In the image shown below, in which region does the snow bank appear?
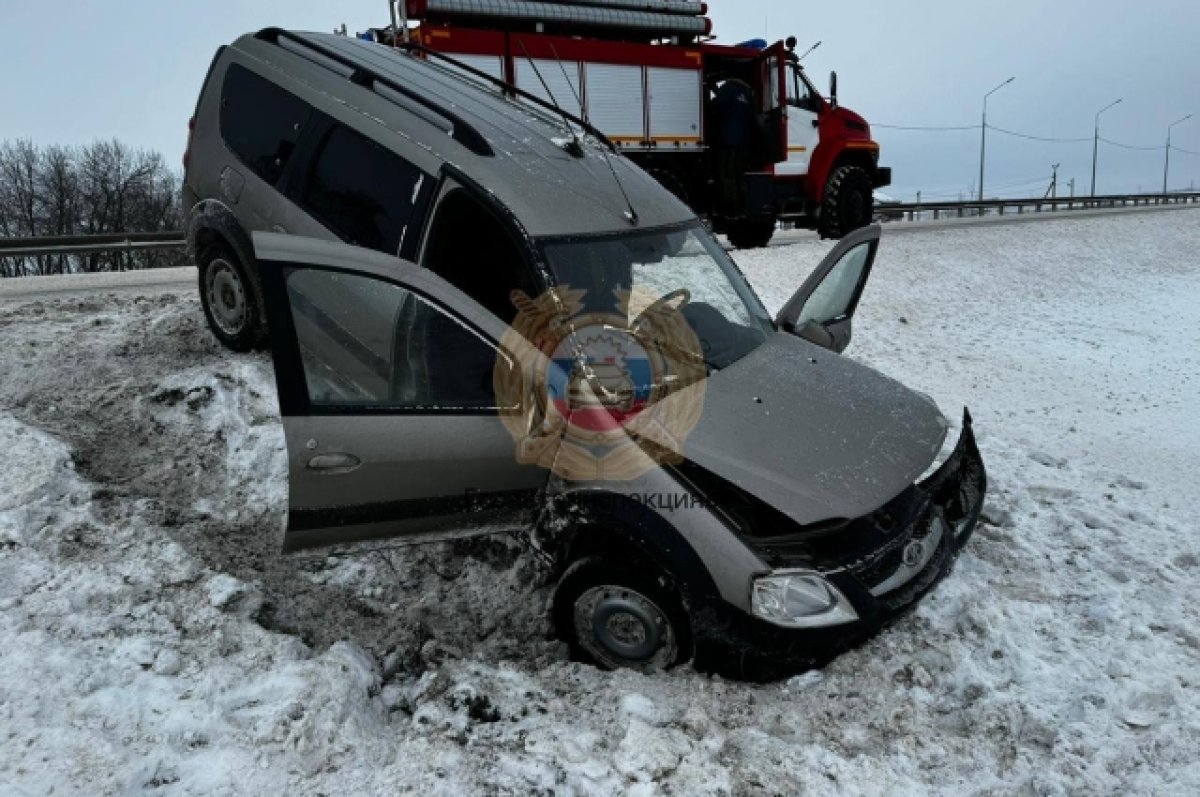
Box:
[0,210,1198,795]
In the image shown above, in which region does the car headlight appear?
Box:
[751,570,859,629]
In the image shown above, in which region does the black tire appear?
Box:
[197,241,265,352]
[819,165,874,239]
[725,218,777,249]
[552,557,693,673]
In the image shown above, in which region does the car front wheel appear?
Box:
[553,557,692,673]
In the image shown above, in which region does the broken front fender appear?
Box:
[690,411,987,680]
[918,408,987,547]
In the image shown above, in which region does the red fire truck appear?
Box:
[368,1,890,247]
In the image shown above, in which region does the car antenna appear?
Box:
[516,39,584,156]
[547,42,640,227]
[516,39,639,226]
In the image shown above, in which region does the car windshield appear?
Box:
[540,223,774,371]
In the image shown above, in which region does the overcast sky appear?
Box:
[1,0,1197,198]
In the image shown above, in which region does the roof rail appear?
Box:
[400,42,619,154]
[255,27,494,157]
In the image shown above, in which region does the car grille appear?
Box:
[741,485,926,571]
[848,507,937,591]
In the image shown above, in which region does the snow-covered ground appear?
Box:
[1,210,1198,795]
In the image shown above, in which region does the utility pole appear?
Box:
[979,77,1016,202]
[1091,98,1122,196]
[1040,163,1060,210]
[1164,114,1193,194]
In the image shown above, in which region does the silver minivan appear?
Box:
[184,30,986,679]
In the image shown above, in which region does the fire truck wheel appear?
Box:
[819,165,875,239]
[725,218,777,249]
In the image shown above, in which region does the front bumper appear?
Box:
[693,410,986,681]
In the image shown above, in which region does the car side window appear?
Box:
[421,189,540,326]
[301,125,432,258]
[797,243,871,326]
[220,64,313,185]
[284,268,498,410]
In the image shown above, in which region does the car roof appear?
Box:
[230,30,695,240]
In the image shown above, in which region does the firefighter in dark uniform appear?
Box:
[712,78,756,217]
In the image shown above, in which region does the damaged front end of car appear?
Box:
[682,410,986,680]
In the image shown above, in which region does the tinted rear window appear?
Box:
[302,125,430,257]
[220,64,312,185]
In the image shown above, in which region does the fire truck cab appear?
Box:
[376,1,890,247]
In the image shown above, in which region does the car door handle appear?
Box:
[307,453,361,473]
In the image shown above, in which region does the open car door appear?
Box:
[775,224,882,353]
[252,232,548,552]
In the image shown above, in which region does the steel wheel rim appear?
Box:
[206,259,247,336]
[574,585,677,671]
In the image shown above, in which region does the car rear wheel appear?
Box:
[198,242,264,352]
[553,557,692,673]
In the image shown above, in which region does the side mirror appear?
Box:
[795,319,835,349]
[829,71,839,108]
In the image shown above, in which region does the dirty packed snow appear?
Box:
[1,209,1199,795]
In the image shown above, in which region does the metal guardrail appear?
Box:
[0,231,186,258]
[878,191,1200,221]
[1,191,1198,260]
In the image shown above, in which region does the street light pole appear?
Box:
[979,77,1016,202]
[1164,114,1193,195]
[1091,99,1122,197]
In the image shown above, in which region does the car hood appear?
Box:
[680,332,948,525]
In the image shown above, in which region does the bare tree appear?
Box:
[37,145,80,275]
[0,138,183,277]
[0,140,47,276]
